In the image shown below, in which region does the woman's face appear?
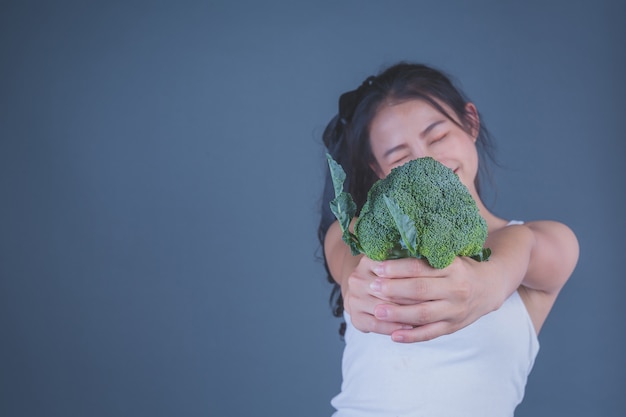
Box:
[368,98,480,194]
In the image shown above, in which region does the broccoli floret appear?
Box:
[327,155,490,269]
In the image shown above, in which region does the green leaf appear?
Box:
[383,194,418,256]
[326,153,346,199]
[326,153,362,255]
[470,247,492,262]
[330,192,357,236]
[387,245,422,260]
[343,232,364,256]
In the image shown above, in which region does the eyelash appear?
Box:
[432,133,448,143]
[389,133,448,166]
[392,155,409,165]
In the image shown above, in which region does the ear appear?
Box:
[465,102,480,141]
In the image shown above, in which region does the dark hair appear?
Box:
[318,62,498,336]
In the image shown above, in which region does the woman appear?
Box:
[318,62,579,416]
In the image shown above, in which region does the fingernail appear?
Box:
[392,334,405,342]
[369,279,382,292]
[373,263,384,276]
[375,306,388,318]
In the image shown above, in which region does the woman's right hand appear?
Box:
[342,256,416,335]
[326,221,433,336]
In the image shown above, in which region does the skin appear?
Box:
[324,98,579,343]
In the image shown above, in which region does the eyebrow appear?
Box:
[382,119,446,158]
[420,119,446,138]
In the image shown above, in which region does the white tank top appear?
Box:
[331,290,539,417]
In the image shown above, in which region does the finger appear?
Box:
[369,277,455,304]
[390,321,459,343]
[373,300,460,327]
[374,257,442,279]
[350,313,414,335]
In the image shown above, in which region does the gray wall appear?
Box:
[1,1,624,416]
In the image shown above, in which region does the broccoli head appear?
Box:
[326,155,490,269]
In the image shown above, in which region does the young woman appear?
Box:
[318,62,579,416]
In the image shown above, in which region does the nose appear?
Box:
[410,142,434,160]
[410,144,451,170]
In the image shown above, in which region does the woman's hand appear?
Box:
[326,219,548,343]
[344,255,510,343]
[342,256,416,336]
[370,256,507,342]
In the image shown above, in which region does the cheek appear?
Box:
[377,165,391,179]
[461,151,480,185]
[368,159,387,179]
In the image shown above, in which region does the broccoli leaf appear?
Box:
[329,192,357,240]
[327,154,347,199]
[383,194,418,257]
[343,231,364,256]
[387,246,422,260]
[327,154,362,256]
[470,248,492,262]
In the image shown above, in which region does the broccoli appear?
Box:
[326,154,491,269]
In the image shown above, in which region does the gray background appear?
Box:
[1,1,624,416]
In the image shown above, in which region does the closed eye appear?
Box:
[431,133,448,144]
[390,156,410,167]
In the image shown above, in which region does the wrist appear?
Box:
[473,257,512,314]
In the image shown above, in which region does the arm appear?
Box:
[453,220,579,334]
[324,222,402,334]
[368,223,539,342]
[324,219,578,342]
[516,220,579,333]
[324,221,413,335]
[324,219,515,339]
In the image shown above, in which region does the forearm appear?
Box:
[372,228,536,342]
[324,220,362,293]
[480,224,534,309]
[482,220,578,302]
